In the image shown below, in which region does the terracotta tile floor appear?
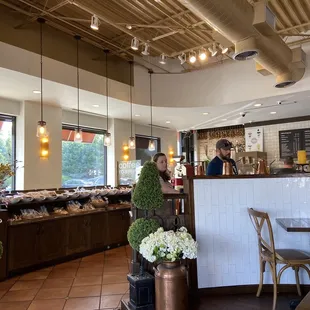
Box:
[0,246,131,310]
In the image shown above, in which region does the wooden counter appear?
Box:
[6,206,130,275]
[0,190,132,280]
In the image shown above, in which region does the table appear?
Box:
[276,218,310,232]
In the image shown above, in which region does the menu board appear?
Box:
[118,160,141,185]
[245,127,264,151]
[279,129,310,159]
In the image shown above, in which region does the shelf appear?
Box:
[8,204,131,226]
[6,193,131,208]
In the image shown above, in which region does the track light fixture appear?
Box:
[199,48,207,61]
[90,15,99,30]
[141,43,150,56]
[219,44,228,54]
[131,37,139,51]
[159,53,167,64]
[189,51,197,63]
[208,44,218,57]
[178,53,186,65]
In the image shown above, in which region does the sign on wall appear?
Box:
[117,160,141,185]
[279,128,310,159]
[245,127,264,152]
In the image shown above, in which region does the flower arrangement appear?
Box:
[0,162,15,189]
[139,227,198,263]
[127,218,161,252]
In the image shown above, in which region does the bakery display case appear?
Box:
[0,187,131,280]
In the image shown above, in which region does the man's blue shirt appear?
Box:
[207,156,238,176]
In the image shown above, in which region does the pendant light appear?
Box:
[74,35,83,143]
[36,18,48,138]
[104,50,111,147]
[148,70,156,152]
[128,61,136,149]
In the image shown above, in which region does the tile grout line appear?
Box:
[63,256,83,310]
[25,265,54,310]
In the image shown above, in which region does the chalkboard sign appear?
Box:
[279,129,310,159]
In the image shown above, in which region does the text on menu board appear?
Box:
[279,129,310,159]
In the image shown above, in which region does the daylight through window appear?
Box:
[62,126,106,188]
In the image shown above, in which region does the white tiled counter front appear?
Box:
[194,177,310,288]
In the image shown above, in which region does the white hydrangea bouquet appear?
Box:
[139,226,198,263]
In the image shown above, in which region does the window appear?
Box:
[0,114,16,191]
[135,135,161,165]
[62,125,106,188]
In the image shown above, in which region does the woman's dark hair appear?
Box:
[152,152,170,182]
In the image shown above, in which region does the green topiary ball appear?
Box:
[132,161,164,210]
[127,218,161,252]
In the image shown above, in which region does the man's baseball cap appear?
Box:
[216,139,232,150]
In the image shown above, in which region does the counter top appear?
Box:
[185,173,310,180]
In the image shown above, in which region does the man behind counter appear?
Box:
[276,156,297,175]
[207,139,238,176]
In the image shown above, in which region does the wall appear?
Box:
[107,119,177,185]
[16,101,62,190]
[6,101,176,189]
[0,97,20,116]
[194,177,310,288]
[62,110,107,130]
[0,5,131,85]
[260,120,310,166]
[197,120,310,167]
[134,45,310,108]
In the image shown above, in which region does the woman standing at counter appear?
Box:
[153,152,178,193]
[207,139,238,176]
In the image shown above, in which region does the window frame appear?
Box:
[61,124,107,186]
[135,134,161,152]
[0,114,16,190]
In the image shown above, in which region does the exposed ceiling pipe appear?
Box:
[179,0,306,88]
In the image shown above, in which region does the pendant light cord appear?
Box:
[105,50,109,132]
[149,70,153,139]
[129,61,133,137]
[40,20,43,122]
[76,36,80,131]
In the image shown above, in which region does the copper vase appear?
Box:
[154,261,188,310]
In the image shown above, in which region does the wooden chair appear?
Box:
[248,208,310,310]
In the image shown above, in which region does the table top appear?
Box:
[276,218,310,232]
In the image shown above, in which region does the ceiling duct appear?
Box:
[179,0,306,88]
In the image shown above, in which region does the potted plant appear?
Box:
[127,218,160,275]
[126,161,164,310]
[132,161,164,211]
[140,226,198,310]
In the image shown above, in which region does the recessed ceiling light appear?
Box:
[126,25,132,30]
[270,111,277,114]
[222,118,227,121]
[135,114,140,117]
[92,104,99,108]
[166,121,171,124]
[33,90,41,94]
[203,112,209,115]
[254,103,262,107]
[249,120,253,123]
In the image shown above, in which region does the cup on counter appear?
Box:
[298,150,307,164]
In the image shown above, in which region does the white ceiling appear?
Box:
[1,65,310,132]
